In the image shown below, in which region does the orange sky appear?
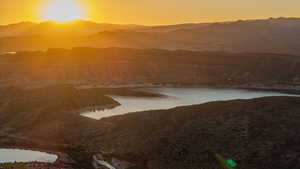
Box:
[1,0,300,25]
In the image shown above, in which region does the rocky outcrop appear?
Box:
[92,153,134,169]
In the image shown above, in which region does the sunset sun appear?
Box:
[43,0,85,22]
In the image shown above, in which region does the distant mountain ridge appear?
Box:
[2,17,300,54]
[0,20,145,37]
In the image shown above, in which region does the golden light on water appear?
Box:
[43,0,85,22]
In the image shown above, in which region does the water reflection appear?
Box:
[82,88,298,120]
[0,149,57,163]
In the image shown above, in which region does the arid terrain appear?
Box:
[2,18,300,54]
[0,85,299,169]
[1,17,300,169]
[1,47,300,92]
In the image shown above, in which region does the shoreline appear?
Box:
[0,146,76,166]
[76,103,121,117]
[0,146,58,163]
[1,82,300,95]
[75,83,300,95]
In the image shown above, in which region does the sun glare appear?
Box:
[43,0,84,22]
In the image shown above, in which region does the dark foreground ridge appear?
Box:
[0,85,299,169]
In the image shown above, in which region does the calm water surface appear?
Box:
[0,149,57,163]
[82,88,298,120]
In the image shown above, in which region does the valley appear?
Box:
[0,85,299,169]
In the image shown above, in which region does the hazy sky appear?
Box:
[1,0,300,25]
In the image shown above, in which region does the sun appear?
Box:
[43,0,85,22]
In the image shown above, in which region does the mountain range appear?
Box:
[2,17,300,54]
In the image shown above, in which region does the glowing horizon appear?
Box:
[1,0,300,25]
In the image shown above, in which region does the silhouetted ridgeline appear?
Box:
[0,47,299,88]
[3,18,300,54]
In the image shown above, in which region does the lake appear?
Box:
[0,149,57,163]
[82,87,299,120]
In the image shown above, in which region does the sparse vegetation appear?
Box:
[0,85,299,169]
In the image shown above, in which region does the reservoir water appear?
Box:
[0,149,57,163]
[82,87,299,120]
